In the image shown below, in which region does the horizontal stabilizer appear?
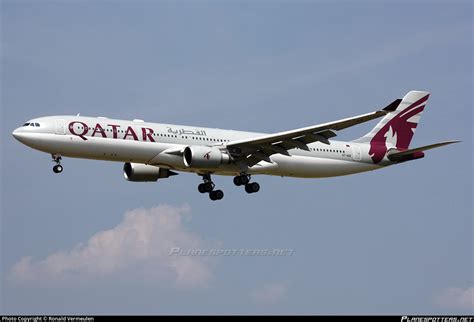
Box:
[387,140,460,162]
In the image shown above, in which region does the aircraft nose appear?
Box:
[12,126,38,147]
[12,127,21,139]
[12,127,26,142]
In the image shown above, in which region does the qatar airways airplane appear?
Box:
[12,90,458,201]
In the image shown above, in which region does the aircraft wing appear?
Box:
[226,99,402,166]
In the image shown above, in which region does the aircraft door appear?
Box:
[352,145,362,161]
[55,119,66,135]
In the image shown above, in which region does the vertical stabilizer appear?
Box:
[353,91,430,163]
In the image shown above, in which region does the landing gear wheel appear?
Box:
[234,174,250,186]
[240,175,250,185]
[215,189,224,200]
[245,182,260,194]
[203,182,214,193]
[233,176,242,186]
[53,164,63,174]
[250,182,260,193]
[198,183,206,193]
[209,191,216,201]
[245,184,252,193]
[209,190,224,201]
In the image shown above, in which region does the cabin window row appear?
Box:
[309,147,344,153]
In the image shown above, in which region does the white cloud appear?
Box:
[434,287,474,310]
[9,205,213,288]
[250,283,288,305]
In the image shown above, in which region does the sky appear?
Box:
[1,0,472,315]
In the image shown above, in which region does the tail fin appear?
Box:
[353,90,430,163]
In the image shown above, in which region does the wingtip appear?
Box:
[382,98,402,112]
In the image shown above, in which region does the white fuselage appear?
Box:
[12,115,384,178]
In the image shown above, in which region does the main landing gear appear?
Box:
[197,173,260,201]
[233,173,260,194]
[52,154,63,174]
[198,174,224,201]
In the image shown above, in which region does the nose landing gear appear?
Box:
[52,154,63,173]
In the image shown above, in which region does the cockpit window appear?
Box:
[22,122,40,127]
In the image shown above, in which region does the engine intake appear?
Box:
[183,146,230,168]
[123,162,177,182]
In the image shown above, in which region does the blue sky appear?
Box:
[1,0,472,314]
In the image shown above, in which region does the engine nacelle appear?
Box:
[123,162,176,182]
[183,146,230,168]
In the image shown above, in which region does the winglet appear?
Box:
[383,99,402,112]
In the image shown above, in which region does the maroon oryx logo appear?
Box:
[204,152,211,160]
[369,94,428,164]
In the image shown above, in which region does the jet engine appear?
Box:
[183,146,230,168]
[123,162,177,182]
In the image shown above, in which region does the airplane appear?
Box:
[12,90,459,201]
